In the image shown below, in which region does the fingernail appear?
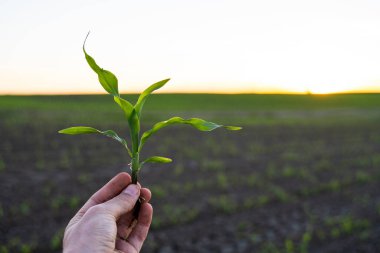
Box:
[123,184,139,196]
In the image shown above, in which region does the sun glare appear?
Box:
[302,81,373,94]
[306,84,358,94]
[307,86,344,95]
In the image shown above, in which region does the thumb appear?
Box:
[102,184,140,218]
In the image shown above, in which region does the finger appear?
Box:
[116,203,153,253]
[115,238,138,253]
[140,188,152,203]
[134,184,151,202]
[76,172,131,217]
[121,203,153,252]
[116,187,152,238]
[101,184,140,219]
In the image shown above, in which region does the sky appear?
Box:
[0,0,380,94]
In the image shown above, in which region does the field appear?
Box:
[0,93,380,253]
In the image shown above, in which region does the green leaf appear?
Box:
[58,126,99,135]
[58,126,131,157]
[128,109,140,153]
[142,156,172,165]
[134,78,170,116]
[224,126,242,131]
[114,96,134,119]
[83,34,119,96]
[139,117,241,151]
[102,130,129,147]
[112,97,139,153]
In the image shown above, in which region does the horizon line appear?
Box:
[1,91,380,96]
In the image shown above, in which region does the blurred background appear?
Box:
[1,0,380,252]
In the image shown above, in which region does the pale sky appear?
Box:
[1,0,380,94]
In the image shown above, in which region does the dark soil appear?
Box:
[1,123,380,253]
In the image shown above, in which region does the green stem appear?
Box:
[128,109,140,184]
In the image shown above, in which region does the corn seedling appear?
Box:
[59,33,241,184]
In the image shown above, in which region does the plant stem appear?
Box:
[131,152,141,220]
[129,113,140,184]
[131,152,139,184]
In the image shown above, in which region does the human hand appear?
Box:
[63,172,153,253]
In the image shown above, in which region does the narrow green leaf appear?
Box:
[139,117,241,151]
[101,130,128,146]
[128,109,140,153]
[58,126,131,157]
[112,97,138,153]
[224,126,242,131]
[142,156,172,165]
[58,126,99,135]
[83,34,119,96]
[114,96,134,119]
[134,78,170,116]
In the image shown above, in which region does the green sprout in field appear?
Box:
[59,34,241,185]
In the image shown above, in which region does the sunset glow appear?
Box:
[1,0,380,94]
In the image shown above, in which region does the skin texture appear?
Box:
[63,172,153,253]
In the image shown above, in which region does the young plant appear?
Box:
[59,34,241,185]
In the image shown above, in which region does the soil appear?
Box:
[0,123,380,252]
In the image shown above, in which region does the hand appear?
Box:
[63,172,153,253]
